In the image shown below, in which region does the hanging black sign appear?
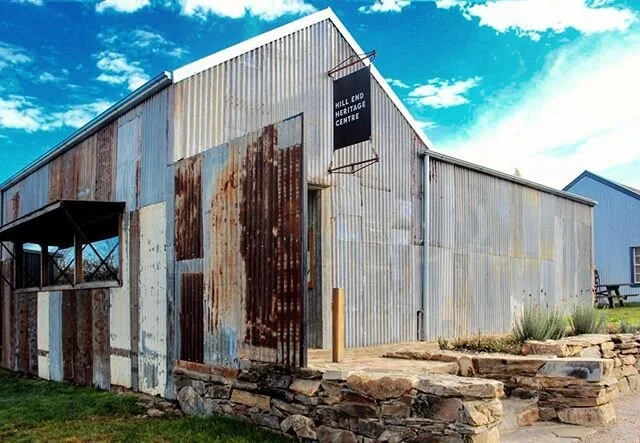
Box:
[333,67,371,150]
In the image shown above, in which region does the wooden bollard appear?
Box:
[332,288,345,363]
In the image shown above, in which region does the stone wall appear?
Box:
[386,338,626,427]
[173,360,504,442]
[522,333,640,394]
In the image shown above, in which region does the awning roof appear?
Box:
[0,200,124,249]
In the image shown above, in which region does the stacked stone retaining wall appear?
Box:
[174,360,504,442]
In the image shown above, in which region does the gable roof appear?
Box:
[564,170,640,202]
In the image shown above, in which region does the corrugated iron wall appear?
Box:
[0,88,172,398]
[426,159,593,339]
[172,19,424,347]
[186,116,305,367]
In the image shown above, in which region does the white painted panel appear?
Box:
[37,291,50,380]
[110,216,132,388]
[138,202,167,396]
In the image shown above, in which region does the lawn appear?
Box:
[0,369,287,443]
[604,303,640,326]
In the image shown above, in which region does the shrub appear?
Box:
[438,333,521,354]
[569,305,607,335]
[513,305,566,342]
[618,320,640,334]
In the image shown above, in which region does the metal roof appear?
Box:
[424,150,597,206]
[564,170,640,203]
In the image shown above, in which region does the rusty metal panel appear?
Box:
[17,294,29,373]
[75,290,93,386]
[92,289,110,390]
[202,116,304,367]
[174,155,203,261]
[179,273,203,363]
[138,202,167,396]
[110,215,131,388]
[75,136,97,200]
[140,88,169,208]
[62,290,75,381]
[95,123,117,201]
[48,290,63,382]
[116,116,140,211]
[61,148,78,200]
[0,260,13,369]
[48,155,64,203]
[37,291,50,380]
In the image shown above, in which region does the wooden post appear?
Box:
[332,288,345,363]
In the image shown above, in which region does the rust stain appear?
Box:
[10,191,20,221]
[209,142,240,332]
[180,272,204,363]
[175,156,203,261]
[95,123,116,201]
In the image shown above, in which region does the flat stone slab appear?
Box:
[537,359,613,382]
[415,374,504,399]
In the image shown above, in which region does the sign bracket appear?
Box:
[328,50,376,78]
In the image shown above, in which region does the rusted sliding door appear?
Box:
[202,114,306,367]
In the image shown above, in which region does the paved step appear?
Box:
[501,422,597,442]
[500,397,540,433]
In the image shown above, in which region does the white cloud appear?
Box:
[437,0,637,41]
[38,70,68,83]
[0,95,110,132]
[11,0,43,5]
[179,0,316,21]
[0,42,32,72]
[359,0,410,14]
[436,33,640,189]
[98,28,188,58]
[96,0,150,13]
[416,120,438,130]
[95,51,149,91]
[408,77,481,108]
[385,77,410,88]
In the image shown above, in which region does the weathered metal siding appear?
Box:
[566,176,640,296]
[173,19,424,347]
[2,166,49,224]
[48,291,63,382]
[426,159,593,339]
[137,202,167,396]
[179,273,204,363]
[200,116,305,366]
[174,156,203,260]
[37,291,50,380]
[110,215,132,388]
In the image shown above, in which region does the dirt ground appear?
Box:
[585,392,640,443]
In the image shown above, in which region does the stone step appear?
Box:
[499,397,540,433]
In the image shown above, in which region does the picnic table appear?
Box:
[595,283,638,308]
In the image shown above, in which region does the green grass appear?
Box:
[0,369,287,443]
[604,303,640,326]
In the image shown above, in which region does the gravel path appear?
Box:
[585,393,640,443]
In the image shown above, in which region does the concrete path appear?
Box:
[585,393,640,443]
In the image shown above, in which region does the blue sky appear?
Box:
[0,0,639,189]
